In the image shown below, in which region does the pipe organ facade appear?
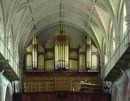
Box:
[25,34,99,72]
[54,30,70,70]
[24,33,100,92]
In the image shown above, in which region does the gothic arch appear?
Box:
[0,73,12,101]
[128,81,130,101]
[5,85,12,101]
[123,76,130,101]
[123,76,129,95]
[112,84,119,101]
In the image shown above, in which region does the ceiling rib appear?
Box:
[28,0,36,30]
[86,0,97,29]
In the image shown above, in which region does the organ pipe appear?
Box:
[32,36,38,69]
[86,36,91,69]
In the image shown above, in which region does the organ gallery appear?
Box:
[24,28,101,92]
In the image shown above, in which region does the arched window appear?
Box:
[0,23,1,52]
[105,48,109,65]
[105,55,108,65]
[8,32,12,54]
[6,31,12,60]
[112,85,119,101]
[0,19,2,38]
[0,17,4,40]
[112,27,116,52]
[123,76,129,101]
[123,3,127,34]
[5,86,12,101]
[109,21,116,56]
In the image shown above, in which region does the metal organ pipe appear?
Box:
[32,36,38,69]
[60,44,61,67]
[62,43,63,67]
[63,43,64,67]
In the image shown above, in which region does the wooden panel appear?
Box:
[24,75,102,92]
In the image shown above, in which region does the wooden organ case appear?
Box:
[24,32,101,92]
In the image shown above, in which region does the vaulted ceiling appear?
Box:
[0,0,126,58]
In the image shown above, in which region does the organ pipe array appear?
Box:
[54,29,69,69]
[25,34,99,71]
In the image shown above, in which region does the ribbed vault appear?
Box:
[0,0,128,63]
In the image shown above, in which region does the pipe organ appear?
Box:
[25,34,99,72]
[24,34,100,92]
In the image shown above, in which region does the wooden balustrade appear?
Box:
[23,75,102,92]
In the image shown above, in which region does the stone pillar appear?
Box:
[101,62,105,79]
